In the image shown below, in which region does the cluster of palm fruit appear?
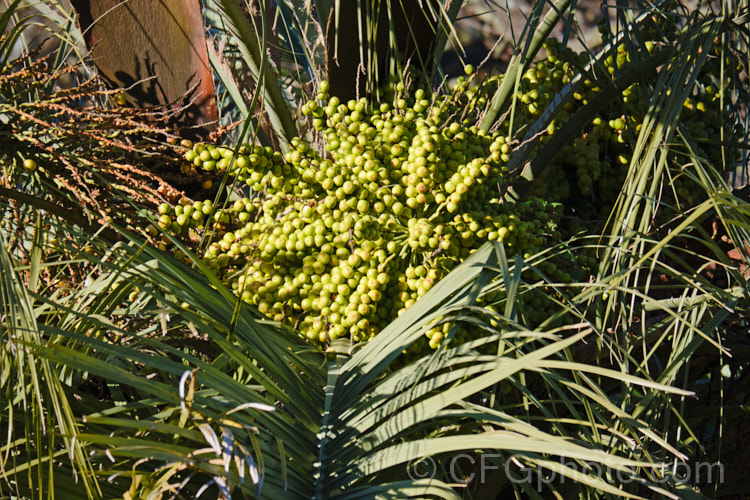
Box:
[447,36,741,221]
[156,31,742,347]
[157,81,570,347]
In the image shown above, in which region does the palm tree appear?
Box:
[2,0,749,498]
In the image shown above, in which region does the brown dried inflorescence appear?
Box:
[1,55,193,236]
